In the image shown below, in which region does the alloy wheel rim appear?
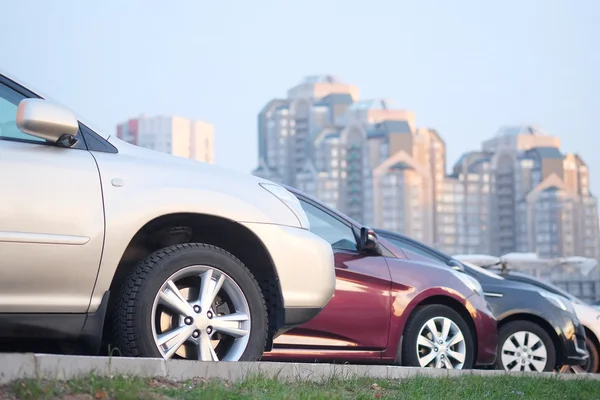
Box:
[416,316,466,369]
[151,265,251,361]
[501,330,547,371]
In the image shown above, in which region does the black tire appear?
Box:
[110,243,268,361]
[583,336,600,373]
[401,304,475,369]
[495,320,556,372]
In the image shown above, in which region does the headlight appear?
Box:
[452,270,484,297]
[540,291,572,313]
[259,183,310,230]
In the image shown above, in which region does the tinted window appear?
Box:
[299,199,357,251]
[0,84,45,143]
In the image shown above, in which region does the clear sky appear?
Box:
[2,1,599,190]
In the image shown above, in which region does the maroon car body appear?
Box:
[262,188,497,368]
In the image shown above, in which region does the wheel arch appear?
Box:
[395,294,478,365]
[104,212,284,350]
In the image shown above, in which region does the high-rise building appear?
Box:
[255,75,359,186]
[116,115,214,163]
[438,150,493,255]
[254,76,442,241]
[443,125,599,261]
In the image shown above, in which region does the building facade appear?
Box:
[254,76,442,241]
[116,115,214,163]
[444,126,599,260]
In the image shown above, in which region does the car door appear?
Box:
[0,77,104,313]
[274,197,392,349]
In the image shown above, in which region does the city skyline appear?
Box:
[253,75,599,262]
[251,75,599,195]
[109,78,597,196]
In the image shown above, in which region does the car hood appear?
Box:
[98,136,303,228]
[108,135,271,187]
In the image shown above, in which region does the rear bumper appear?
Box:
[241,222,336,328]
[469,295,498,366]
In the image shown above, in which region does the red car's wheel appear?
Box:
[401,304,475,369]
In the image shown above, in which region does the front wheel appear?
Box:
[496,320,556,372]
[401,304,475,369]
[110,243,268,361]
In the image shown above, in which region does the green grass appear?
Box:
[4,374,600,400]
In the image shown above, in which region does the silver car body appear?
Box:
[0,70,336,328]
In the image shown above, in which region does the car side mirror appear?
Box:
[447,259,465,272]
[16,98,80,147]
[359,227,381,255]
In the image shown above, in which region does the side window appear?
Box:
[299,199,358,251]
[0,83,45,143]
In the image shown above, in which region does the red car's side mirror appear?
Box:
[359,227,382,255]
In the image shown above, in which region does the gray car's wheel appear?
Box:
[110,243,268,361]
[496,320,556,372]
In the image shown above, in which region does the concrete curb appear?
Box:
[0,353,598,385]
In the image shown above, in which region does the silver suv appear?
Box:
[0,70,336,361]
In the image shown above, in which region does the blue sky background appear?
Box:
[1,0,599,190]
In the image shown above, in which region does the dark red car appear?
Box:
[262,188,497,369]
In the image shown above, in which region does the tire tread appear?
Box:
[110,242,268,358]
[401,304,475,369]
[495,320,556,372]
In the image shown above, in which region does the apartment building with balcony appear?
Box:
[254,76,442,241]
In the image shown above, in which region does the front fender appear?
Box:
[87,152,298,310]
[386,284,472,359]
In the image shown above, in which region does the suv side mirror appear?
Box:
[16,99,80,147]
[447,259,465,272]
[359,227,381,255]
